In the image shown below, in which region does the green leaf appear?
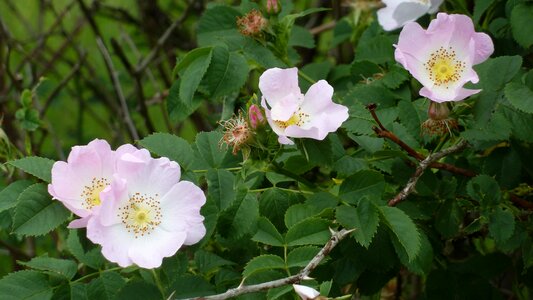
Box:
[379,206,420,262]
[86,271,126,300]
[13,183,70,236]
[197,5,243,48]
[202,47,249,98]
[243,255,286,278]
[285,218,331,247]
[397,99,424,137]
[336,198,379,248]
[289,25,314,48]
[259,188,303,232]
[489,207,515,243]
[169,274,215,298]
[354,35,394,64]
[252,217,285,247]
[194,131,239,169]
[8,157,55,183]
[138,133,195,170]
[66,230,104,269]
[297,138,334,167]
[473,0,495,23]
[474,56,522,91]
[394,232,433,275]
[218,191,254,241]
[284,204,320,229]
[511,3,533,48]
[166,79,203,122]
[502,105,533,143]
[115,280,161,300]
[0,270,53,300]
[504,82,533,114]
[435,199,464,238]
[462,111,512,142]
[466,175,501,206]
[0,180,33,213]
[207,169,236,211]
[287,246,321,268]
[339,170,385,204]
[241,39,285,68]
[194,250,235,274]
[19,256,77,280]
[178,49,213,106]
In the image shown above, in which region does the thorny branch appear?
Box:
[366,103,476,177]
[179,229,353,300]
[388,140,469,206]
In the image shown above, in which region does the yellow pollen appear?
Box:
[424,47,466,88]
[274,109,309,129]
[81,177,109,209]
[118,192,162,238]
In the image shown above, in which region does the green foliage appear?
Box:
[8,157,55,183]
[510,3,533,48]
[12,183,70,236]
[0,270,53,300]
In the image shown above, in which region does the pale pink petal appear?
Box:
[117,150,181,196]
[293,284,320,300]
[87,219,134,268]
[472,32,494,64]
[129,229,187,269]
[97,177,128,227]
[377,6,401,31]
[395,22,431,67]
[270,95,300,121]
[160,181,206,234]
[184,221,207,245]
[259,67,301,107]
[278,135,294,145]
[301,80,334,114]
[284,126,321,140]
[68,217,90,229]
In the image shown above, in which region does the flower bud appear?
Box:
[237,10,267,37]
[248,104,265,128]
[427,101,450,121]
[421,101,457,136]
[219,112,252,154]
[266,0,281,15]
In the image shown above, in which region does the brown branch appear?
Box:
[134,1,194,75]
[180,229,353,300]
[77,0,139,141]
[388,140,470,206]
[367,103,476,177]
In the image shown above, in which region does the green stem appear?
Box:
[192,167,242,173]
[271,161,316,189]
[298,70,316,84]
[152,269,166,299]
[249,187,313,194]
[72,267,123,283]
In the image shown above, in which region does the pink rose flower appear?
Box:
[394,13,494,102]
[259,67,349,145]
[377,0,443,31]
[86,149,206,269]
[48,139,136,228]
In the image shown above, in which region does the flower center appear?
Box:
[118,192,162,238]
[80,177,109,210]
[424,47,466,87]
[274,109,310,129]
